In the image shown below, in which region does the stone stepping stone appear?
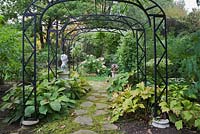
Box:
[91,93,101,96]
[72,130,97,134]
[80,101,93,108]
[74,109,88,115]
[101,93,108,97]
[98,99,108,103]
[87,96,99,101]
[95,103,108,110]
[94,110,108,116]
[74,116,93,126]
[102,123,118,131]
[97,90,107,93]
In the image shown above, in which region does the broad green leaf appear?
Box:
[181,100,192,110]
[25,106,35,117]
[50,92,59,101]
[0,103,12,111]
[57,96,70,102]
[175,120,183,130]
[182,111,193,121]
[26,100,34,105]
[44,93,51,98]
[122,98,132,111]
[39,105,48,115]
[131,89,140,97]
[138,104,145,109]
[170,100,183,115]
[50,101,61,112]
[40,100,49,105]
[195,119,200,129]
[159,102,170,113]
[169,113,177,123]
[58,87,66,92]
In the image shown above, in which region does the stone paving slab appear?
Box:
[74,116,93,126]
[72,130,97,134]
[91,93,101,96]
[94,110,108,116]
[80,101,94,108]
[95,103,108,110]
[97,90,107,93]
[100,94,108,97]
[74,109,88,115]
[87,96,99,101]
[102,123,118,131]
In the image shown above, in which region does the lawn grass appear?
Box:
[85,76,109,82]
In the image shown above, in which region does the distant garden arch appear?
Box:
[22,0,168,121]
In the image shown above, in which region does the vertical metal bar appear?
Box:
[164,16,168,103]
[144,29,147,86]
[136,30,139,82]
[153,16,157,117]
[95,0,97,14]
[62,34,65,54]
[47,30,50,81]
[33,14,37,119]
[56,21,59,79]
[72,43,75,71]
[22,15,25,118]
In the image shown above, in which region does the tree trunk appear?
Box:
[0,77,4,85]
[39,29,44,48]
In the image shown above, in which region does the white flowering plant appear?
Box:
[79,55,108,75]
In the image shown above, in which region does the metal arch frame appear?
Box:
[47,27,129,81]
[47,14,146,83]
[61,29,145,77]
[62,28,128,73]
[59,14,146,81]
[22,0,168,121]
[66,29,146,80]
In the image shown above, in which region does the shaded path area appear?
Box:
[36,81,119,134]
[71,81,118,134]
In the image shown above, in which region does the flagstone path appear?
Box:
[71,81,119,134]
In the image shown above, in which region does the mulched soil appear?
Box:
[117,120,198,134]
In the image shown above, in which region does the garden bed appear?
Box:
[117,120,197,134]
[0,84,21,134]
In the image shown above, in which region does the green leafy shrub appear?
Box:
[109,79,200,130]
[65,72,92,99]
[159,83,200,130]
[116,31,137,72]
[0,71,91,124]
[110,82,154,122]
[0,25,21,84]
[107,72,138,94]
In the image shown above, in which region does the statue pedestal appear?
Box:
[59,72,69,79]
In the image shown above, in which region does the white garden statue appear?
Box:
[61,54,68,73]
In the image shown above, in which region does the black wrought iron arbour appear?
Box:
[57,14,146,74]
[22,0,168,122]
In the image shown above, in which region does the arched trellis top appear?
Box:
[23,0,166,28]
[58,14,145,33]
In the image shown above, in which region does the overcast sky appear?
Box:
[183,0,199,12]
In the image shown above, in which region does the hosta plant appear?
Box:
[0,71,91,124]
[110,82,154,122]
[159,83,200,130]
